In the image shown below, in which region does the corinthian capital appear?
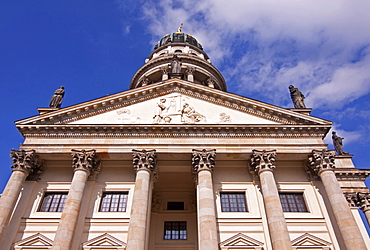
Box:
[71,149,101,177]
[356,192,370,212]
[10,149,44,180]
[307,149,336,176]
[250,149,277,174]
[132,149,157,173]
[192,149,216,173]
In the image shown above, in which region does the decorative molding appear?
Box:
[82,233,126,250]
[192,149,216,173]
[334,169,370,181]
[219,233,264,250]
[345,192,370,212]
[14,233,53,249]
[307,149,336,176]
[344,192,357,207]
[71,149,101,179]
[18,124,330,139]
[291,232,331,249]
[250,149,277,174]
[132,149,157,180]
[10,149,44,181]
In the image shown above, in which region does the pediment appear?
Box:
[220,233,264,249]
[14,233,53,249]
[291,233,331,247]
[82,233,126,249]
[16,80,331,127]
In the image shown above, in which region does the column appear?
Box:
[192,149,218,250]
[0,150,43,242]
[52,149,100,250]
[126,149,157,250]
[250,149,292,250]
[307,149,367,250]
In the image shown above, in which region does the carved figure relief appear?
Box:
[152,95,207,124]
[219,112,231,123]
[181,103,205,124]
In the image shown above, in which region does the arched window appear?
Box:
[174,50,182,53]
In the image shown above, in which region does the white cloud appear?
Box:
[140,0,370,109]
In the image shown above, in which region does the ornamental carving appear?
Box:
[250,149,277,174]
[10,149,44,181]
[307,149,336,176]
[132,149,157,173]
[344,192,357,207]
[71,149,101,178]
[355,192,370,212]
[192,149,216,173]
[185,66,195,75]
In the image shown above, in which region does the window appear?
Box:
[167,202,184,210]
[39,193,67,212]
[99,192,128,212]
[279,192,308,212]
[220,193,247,212]
[164,221,187,240]
[174,50,183,53]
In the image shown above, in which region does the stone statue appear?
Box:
[181,103,205,123]
[289,85,306,109]
[332,131,349,155]
[49,86,65,108]
[170,55,182,74]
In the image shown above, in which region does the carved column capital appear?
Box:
[356,192,370,212]
[344,192,358,207]
[192,149,216,173]
[132,149,157,174]
[250,149,277,175]
[10,149,44,180]
[71,149,101,178]
[307,149,336,176]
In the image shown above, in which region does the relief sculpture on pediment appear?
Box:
[116,108,141,124]
[152,94,207,124]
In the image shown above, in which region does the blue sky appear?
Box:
[1,0,370,229]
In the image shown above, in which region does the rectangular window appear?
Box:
[164,221,187,240]
[279,192,308,212]
[99,192,128,212]
[220,193,247,212]
[167,202,184,210]
[39,193,67,212]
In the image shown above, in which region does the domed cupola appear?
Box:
[130,24,227,91]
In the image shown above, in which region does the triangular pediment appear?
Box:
[82,233,126,249]
[220,233,264,249]
[16,80,331,127]
[291,233,331,247]
[14,233,53,249]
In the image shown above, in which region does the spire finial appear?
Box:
[177,22,183,33]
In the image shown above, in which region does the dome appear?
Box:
[154,33,203,50]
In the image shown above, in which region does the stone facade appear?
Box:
[1,32,370,250]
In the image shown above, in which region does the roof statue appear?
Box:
[332,131,349,155]
[289,85,306,109]
[177,22,183,33]
[49,86,65,108]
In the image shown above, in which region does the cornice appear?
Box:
[16,81,331,127]
[17,124,330,138]
[334,168,370,181]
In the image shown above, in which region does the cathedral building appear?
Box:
[0,29,370,250]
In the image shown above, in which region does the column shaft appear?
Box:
[320,170,367,250]
[126,170,152,250]
[0,171,27,241]
[51,170,89,250]
[197,170,218,250]
[259,170,292,250]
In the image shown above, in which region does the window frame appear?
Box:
[163,221,187,240]
[99,192,129,212]
[38,192,68,212]
[279,192,308,213]
[220,192,248,212]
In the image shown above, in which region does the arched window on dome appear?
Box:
[174,50,182,53]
